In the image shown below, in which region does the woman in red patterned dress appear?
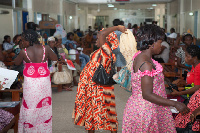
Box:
[72,26,126,133]
[171,45,200,132]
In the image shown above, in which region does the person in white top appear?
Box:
[168,28,177,39]
[154,35,170,63]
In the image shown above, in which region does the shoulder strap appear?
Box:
[139,61,155,71]
[42,45,45,63]
[25,48,32,63]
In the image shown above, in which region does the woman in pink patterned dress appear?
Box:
[14,29,57,132]
[122,24,189,133]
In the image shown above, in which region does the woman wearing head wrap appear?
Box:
[72,26,126,133]
[14,29,58,132]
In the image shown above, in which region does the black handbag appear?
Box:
[92,52,116,85]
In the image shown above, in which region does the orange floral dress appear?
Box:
[72,32,119,131]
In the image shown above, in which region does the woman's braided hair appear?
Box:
[186,45,200,60]
[136,24,165,51]
[22,29,39,46]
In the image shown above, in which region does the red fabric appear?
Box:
[187,63,200,85]
[23,63,50,78]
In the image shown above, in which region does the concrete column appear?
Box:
[27,0,34,22]
[167,3,171,32]
[179,0,185,34]
[84,6,88,31]
[74,4,79,29]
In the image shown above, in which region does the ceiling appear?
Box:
[68,0,174,4]
[78,3,165,11]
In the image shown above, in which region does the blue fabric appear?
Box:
[112,30,126,67]
[79,53,90,70]
[65,40,77,51]
[62,37,67,45]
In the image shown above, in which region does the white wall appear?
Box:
[0,8,14,43]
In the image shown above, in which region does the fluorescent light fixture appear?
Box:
[119,9,125,11]
[78,8,81,10]
[147,7,154,9]
[69,16,72,19]
[138,9,141,10]
[189,12,193,16]
[152,4,157,6]
[114,8,117,10]
[107,4,114,7]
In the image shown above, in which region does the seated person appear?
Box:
[175,34,194,79]
[168,28,177,39]
[84,30,93,48]
[65,32,90,70]
[171,45,200,132]
[76,29,83,37]
[2,35,14,53]
[154,35,170,63]
[0,109,14,131]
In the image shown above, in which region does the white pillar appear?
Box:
[27,0,34,22]
[84,6,88,31]
[179,0,185,35]
[74,4,79,29]
[167,3,171,33]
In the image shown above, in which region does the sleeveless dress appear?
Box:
[18,46,52,133]
[122,51,176,133]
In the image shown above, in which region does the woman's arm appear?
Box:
[177,57,191,70]
[14,50,24,65]
[98,25,126,47]
[141,62,189,113]
[46,45,58,61]
[191,106,200,123]
[171,85,200,96]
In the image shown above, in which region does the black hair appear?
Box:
[21,29,39,46]
[13,34,21,44]
[3,35,10,43]
[67,32,74,39]
[113,19,120,26]
[183,34,193,42]
[170,28,175,32]
[132,24,138,29]
[27,22,37,31]
[136,24,165,51]
[186,45,200,60]
[120,20,124,25]
[55,37,58,42]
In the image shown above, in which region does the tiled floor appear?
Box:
[8,84,130,133]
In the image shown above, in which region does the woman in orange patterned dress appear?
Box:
[72,25,126,133]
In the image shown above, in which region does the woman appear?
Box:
[55,35,81,89]
[72,25,126,133]
[66,32,90,70]
[122,24,189,133]
[3,35,14,52]
[171,45,200,132]
[175,34,193,78]
[14,29,57,132]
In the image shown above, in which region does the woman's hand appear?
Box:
[174,102,190,115]
[117,25,126,33]
[190,107,200,123]
[171,89,180,96]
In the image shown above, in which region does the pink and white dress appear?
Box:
[122,51,176,133]
[18,46,52,133]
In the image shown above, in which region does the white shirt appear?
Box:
[154,41,170,63]
[3,42,14,51]
[168,33,177,39]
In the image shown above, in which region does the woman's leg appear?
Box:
[88,130,95,133]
